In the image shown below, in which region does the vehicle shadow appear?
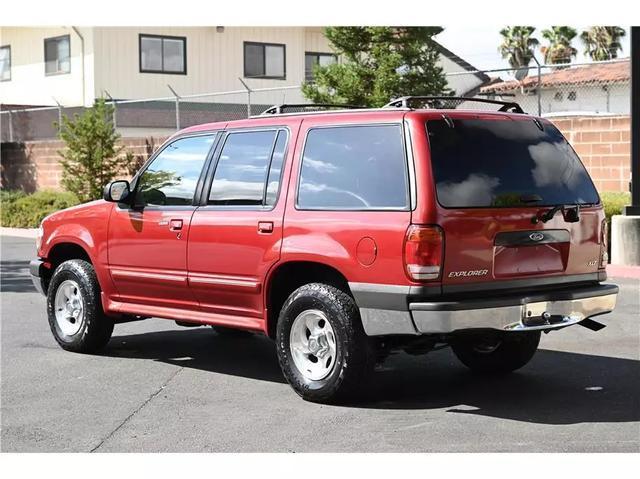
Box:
[104,328,640,425]
[0,260,36,293]
[106,328,287,384]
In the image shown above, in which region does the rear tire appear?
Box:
[47,259,114,353]
[276,283,374,403]
[451,331,540,374]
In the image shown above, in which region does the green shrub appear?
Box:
[0,189,27,204]
[600,191,631,225]
[0,190,80,228]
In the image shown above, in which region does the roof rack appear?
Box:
[260,103,365,115]
[384,96,525,114]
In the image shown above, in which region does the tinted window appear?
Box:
[137,135,214,206]
[427,119,599,208]
[298,125,408,210]
[209,130,286,206]
[44,35,70,75]
[265,131,287,206]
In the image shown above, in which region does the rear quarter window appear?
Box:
[426,118,600,208]
[297,124,409,210]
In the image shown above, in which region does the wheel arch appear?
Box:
[264,260,352,339]
[41,241,94,291]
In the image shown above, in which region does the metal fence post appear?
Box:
[238,77,252,118]
[532,55,542,116]
[105,90,117,128]
[52,97,63,136]
[168,84,180,130]
[8,110,14,142]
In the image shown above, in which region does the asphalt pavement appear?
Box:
[1,234,638,452]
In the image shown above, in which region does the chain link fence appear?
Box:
[0,59,630,142]
[0,85,303,142]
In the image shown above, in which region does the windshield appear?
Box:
[426,118,600,208]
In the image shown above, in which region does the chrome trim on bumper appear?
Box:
[350,281,618,336]
[411,293,618,334]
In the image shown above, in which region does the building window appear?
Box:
[139,34,187,74]
[44,35,70,75]
[568,91,577,101]
[244,42,286,79]
[0,46,10,81]
[553,91,564,102]
[305,52,337,82]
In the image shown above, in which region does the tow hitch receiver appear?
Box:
[522,312,567,327]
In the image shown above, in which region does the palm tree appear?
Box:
[541,26,578,64]
[581,26,626,61]
[499,26,540,71]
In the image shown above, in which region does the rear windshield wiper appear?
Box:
[535,204,581,224]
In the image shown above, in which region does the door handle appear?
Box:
[169,219,183,231]
[258,221,274,234]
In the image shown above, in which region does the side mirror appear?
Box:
[103,180,131,203]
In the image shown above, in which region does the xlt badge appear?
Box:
[448,269,489,278]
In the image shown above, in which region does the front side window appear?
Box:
[136,135,214,206]
[304,52,337,82]
[140,35,186,74]
[244,42,285,79]
[208,130,287,206]
[44,35,70,75]
[427,118,600,208]
[298,125,409,210]
[0,46,10,81]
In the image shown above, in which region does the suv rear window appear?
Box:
[427,119,600,208]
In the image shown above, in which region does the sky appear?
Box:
[435,25,632,73]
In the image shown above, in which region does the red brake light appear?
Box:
[404,225,444,281]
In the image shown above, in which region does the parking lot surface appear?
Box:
[1,234,638,452]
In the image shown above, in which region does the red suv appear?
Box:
[31,97,618,403]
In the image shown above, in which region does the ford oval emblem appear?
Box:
[529,232,545,242]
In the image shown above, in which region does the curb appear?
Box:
[0,227,39,239]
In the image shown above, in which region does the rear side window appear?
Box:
[427,119,599,208]
[298,125,408,210]
[137,135,214,206]
[208,129,287,206]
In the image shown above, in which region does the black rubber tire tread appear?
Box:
[211,325,254,337]
[47,259,114,353]
[451,331,541,374]
[276,282,374,404]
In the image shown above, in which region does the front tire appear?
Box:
[276,283,374,403]
[451,331,540,374]
[47,259,114,353]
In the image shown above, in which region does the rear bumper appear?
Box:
[350,282,618,336]
[29,258,47,295]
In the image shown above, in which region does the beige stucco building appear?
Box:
[0,27,336,107]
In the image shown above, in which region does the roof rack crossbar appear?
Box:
[260,103,365,115]
[384,96,525,114]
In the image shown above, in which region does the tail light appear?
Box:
[600,219,608,268]
[404,225,444,281]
